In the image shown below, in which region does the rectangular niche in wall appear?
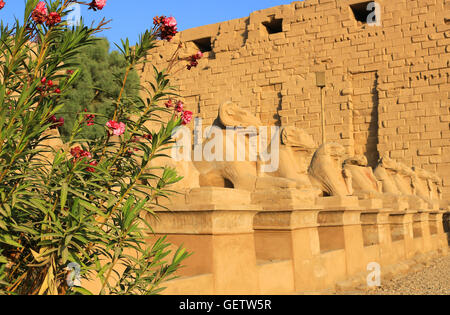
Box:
[351,71,380,168]
[193,37,212,53]
[350,1,375,24]
[262,16,283,34]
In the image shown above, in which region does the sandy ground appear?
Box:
[367,255,450,295]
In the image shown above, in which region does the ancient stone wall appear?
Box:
[140,0,450,199]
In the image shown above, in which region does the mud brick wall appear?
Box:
[140,0,450,199]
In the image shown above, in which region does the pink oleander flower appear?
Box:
[195,51,203,59]
[164,17,177,27]
[143,134,153,141]
[35,1,47,14]
[175,101,184,113]
[48,115,64,130]
[165,99,174,108]
[70,146,97,172]
[181,111,193,125]
[89,0,107,11]
[71,146,92,161]
[46,12,61,27]
[0,1,5,10]
[32,1,47,24]
[153,15,178,41]
[84,109,95,126]
[187,51,203,70]
[86,161,98,173]
[70,146,83,158]
[81,152,92,160]
[106,120,126,136]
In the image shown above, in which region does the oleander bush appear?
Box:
[0,0,196,295]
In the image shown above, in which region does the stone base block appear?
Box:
[359,198,383,210]
[382,195,409,211]
[257,260,295,295]
[187,187,251,206]
[252,188,317,210]
[405,196,430,211]
[316,196,360,208]
[163,274,214,295]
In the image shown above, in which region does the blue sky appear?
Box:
[1,0,293,47]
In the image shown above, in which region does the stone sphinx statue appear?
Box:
[308,142,353,197]
[430,174,443,201]
[412,168,438,200]
[267,126,318,188]
[373,156,437,210]
[343,155,381,198]
[411,167,444,209]
[194,101,298,191]
[343,156,409,210]
[393,163,416,196]
[218,101,262,128]
[373,156,403,195]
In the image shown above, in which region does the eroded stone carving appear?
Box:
[411,167,444,210]
[219,101,262,128]
[373,156,444,210]
[194,101,297,191]
[343,155,381,198]
[269,126,318,188]
[144,100,447,211]
[308,143,353,197]
[393,163,415,196]
[373,156,402,195]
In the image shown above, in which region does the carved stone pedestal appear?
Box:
[429,210,449,256]
[381,195,409,211]
[414,211,433,254]
[316,197,366,285]
[253,207,322,293]
[147,188,261,295]
[389,211,417,260]
[359,200,393,265]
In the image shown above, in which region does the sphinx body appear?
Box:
[411,167,443,209]
[308,142,353,197]
[373,157,402,195]
[343,155,381,198]
[373,156,441,210]
[269,126,318,188]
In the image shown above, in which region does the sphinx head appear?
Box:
[281,126,317,151]
[311,142,347,168]
[219,101,262,128]
[379,156,399,172]
[397,163,414,177]
[344,155,368,167]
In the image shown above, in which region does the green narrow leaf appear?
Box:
[0,255,7,264]
[71,287,94,296]
[61,182,68,212]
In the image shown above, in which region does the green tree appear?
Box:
[59,38,140,141]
